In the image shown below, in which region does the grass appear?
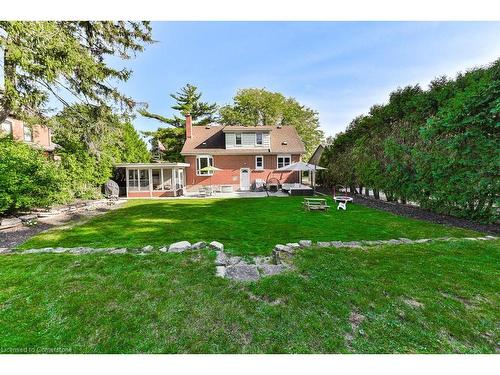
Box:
[1,240,498,353]
[19,197,480,255]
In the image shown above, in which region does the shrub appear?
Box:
[0,136,68,214]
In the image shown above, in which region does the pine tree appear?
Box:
[139,84,217,161]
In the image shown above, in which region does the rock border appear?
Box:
[1,236,496,282]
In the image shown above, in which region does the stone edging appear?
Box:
[0,236,496,282]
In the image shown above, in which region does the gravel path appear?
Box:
[0,206,121,249]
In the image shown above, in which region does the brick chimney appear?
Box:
[185,113,192,139]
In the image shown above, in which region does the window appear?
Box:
[1,120,12,135]
[255,156,264,170]
[162,169,172,190]
[128,169,139,191]
[196,155,214,175]
[139,169,149,190]
[235,133,242,145]
[277,155,291,169]
[23,125,33,142]
[128,169,149,191]
[152,169,162,190]
[256,132,263,145]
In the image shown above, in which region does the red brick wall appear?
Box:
[128,191,176,198]
[9,118,52,147]
[184,154,301,191]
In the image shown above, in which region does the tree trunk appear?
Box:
[364,187,370,197]
[373,189,380,200]
[400,197,407,205]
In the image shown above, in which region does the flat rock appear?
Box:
[258,264,288,277]
[298,240,312,247]
[253,256,273,265]
[159,246,168,253]
[0,248,12,254]
[215,266,226,278]
[0,217,22,228]
[362,240,383,246]
[18,214,38,221]
[209,241,224,251]
[215,251,229,266]
[329,241,344,248]
[385,239,402,245]
[191,241,207,250]
[168,241,191,253]
[414,238,431,243]
[398,238,413,244]
[227,256,242,266]
[274,244,293,253]
[225,265,260,282]
[142,245,154,252]
[286,242,301,249]
[316,241,331,247]
[341,241,362,248]
[110,248,127,254]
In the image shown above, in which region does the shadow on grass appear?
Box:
[19,197,481,255]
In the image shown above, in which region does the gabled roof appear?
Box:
[180,125,306,155]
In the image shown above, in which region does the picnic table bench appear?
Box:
[303,198,330,211]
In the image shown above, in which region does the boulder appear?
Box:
[191,241,207,250]
[286,242,301,250]
[398,238,413,244]
[0,248,12,254]
[225,265,260,282]
[0,217,22,229]
[159,246,168,253]
[414,238,431,243]
[329,241,344,247]
[142,245,154,252]
[298,240,312,248]
[104,180,120,198]
[227,256,242,266]
[209,241,224,251]
[169,241,191,253]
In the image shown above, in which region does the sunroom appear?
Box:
[115,162,190,198]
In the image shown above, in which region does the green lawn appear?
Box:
[19,197,480,255]
[1,240,498,353]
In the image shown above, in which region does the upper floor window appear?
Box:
[196,155,214,175]
[277,155,291,169]
[23,125,33,142]
[256,132,263,145]
[235,133,242,145]
[255,156,264,170]
[1,120,12,135]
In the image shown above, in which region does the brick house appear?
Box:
[181,114,304,192]
[1,117,57,157]
[117,114,305,198]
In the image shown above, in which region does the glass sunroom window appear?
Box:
[128,169,139,191]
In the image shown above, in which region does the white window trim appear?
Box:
[196,155,214,176]
[235,133,242,146]
[277,154,292,169]
[1,120,13,135]
[255,155,264,170]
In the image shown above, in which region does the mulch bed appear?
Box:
[352,195,499,235]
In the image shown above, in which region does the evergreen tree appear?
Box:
[139,84,217,161]
[0,21,153,125]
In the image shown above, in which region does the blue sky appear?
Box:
[118,21,500,137]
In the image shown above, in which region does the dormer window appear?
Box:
[235,133,242,145]
[256,132,263,145]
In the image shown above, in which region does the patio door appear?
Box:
[240,168,251,191]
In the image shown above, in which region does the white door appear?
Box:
[240,168,251,191]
